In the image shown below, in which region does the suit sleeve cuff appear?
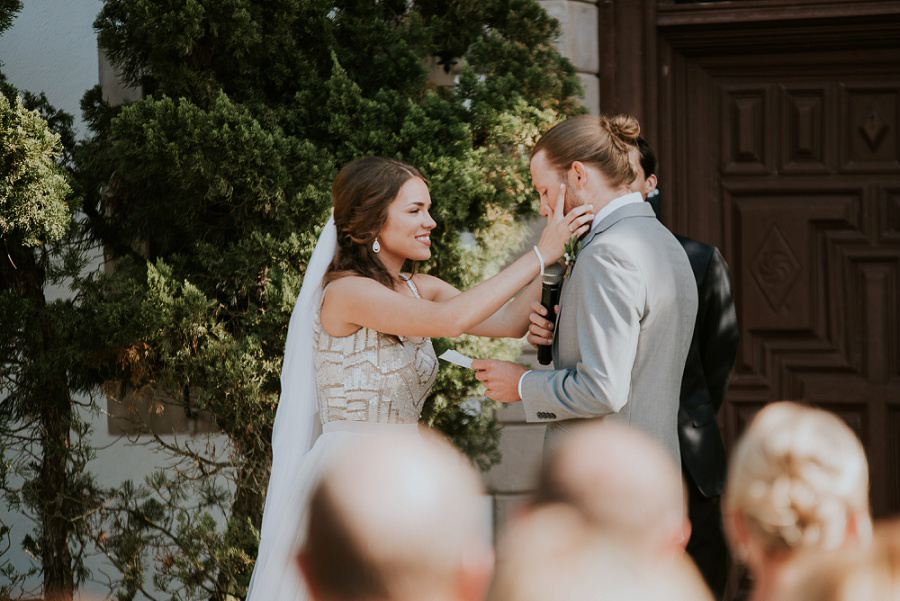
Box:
[520,370,560,422]
[517,370,531,401]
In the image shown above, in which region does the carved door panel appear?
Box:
[662,48,900,516]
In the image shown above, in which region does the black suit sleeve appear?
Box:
[676,239,739,499]
[697,247,739,413]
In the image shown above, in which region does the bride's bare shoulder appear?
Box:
[320,276,390,335]
[406,272,456,301]
[323,274,381,299]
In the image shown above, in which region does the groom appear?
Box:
[473,115,697,466]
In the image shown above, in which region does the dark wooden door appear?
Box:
[657,5,900,517]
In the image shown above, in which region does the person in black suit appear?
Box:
[629,137,740,600]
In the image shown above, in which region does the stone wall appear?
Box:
[538,0,600,116]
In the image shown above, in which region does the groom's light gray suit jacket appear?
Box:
[521,202,698,464]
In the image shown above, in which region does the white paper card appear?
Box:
[439,349,475,369]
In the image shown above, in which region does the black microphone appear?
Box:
[537,262,566,366]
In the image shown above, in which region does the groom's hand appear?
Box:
[526,300,557,349]
[472,359,526,403]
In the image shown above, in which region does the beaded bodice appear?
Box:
[313,276,439,424]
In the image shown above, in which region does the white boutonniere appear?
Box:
[563,234,581,279]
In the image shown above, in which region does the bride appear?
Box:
[247,156,593,601]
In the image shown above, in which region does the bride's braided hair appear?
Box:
[531,114,640,187]
[325,156,427,290]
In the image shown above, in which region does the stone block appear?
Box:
[537,1,600,73]
[105,383,217,436]
[483,423,546,493]
[98,49,142,106]
[492,493,533,548]
[477,494,495,546]
[494,396,526,427]
[423,55,466,88]
[578,72,601,116]
[495,399,528,424]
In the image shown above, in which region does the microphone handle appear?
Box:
[537,282,562,366]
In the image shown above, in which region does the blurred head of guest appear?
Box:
[488,504,712,601]
[532,420,690,559]
[724,401,872,600]
[297,432,493,601]
[775,519,900,601]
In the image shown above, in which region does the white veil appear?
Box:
[247,214,335,598]
[270,212,335,492]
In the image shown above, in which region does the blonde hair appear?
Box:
[783,520,900,601]
[531,114,640,188]
[724,401,871,555]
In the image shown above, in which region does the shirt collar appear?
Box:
[589,191,644,234]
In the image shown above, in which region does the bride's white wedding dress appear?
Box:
[246,274,438,601]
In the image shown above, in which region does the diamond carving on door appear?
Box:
[750,225,802,312]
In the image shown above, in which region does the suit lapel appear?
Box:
[576,201,657,257]
[553,202,656,365]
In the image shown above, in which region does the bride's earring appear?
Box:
[372,239,381,253]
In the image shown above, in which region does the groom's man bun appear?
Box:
[530,114,640,188]
[603,114,641,144]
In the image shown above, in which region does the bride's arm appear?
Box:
[321,190,591,340]
[411,273,540,338]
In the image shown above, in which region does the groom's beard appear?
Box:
[564,186,594,233]
[562,183,581,215]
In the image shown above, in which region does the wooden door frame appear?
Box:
[600,0,900,233]
[598,0,660,140]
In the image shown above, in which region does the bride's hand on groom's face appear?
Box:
[536,183,593,265]
[527,300,556,349]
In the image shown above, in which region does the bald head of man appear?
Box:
[298,432,493,601]
[534,420,689,558]
[489,504,712,601]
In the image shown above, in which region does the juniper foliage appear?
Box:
[76,1,583,598]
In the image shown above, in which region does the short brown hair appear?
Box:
[532,114,640,188]
[301,479,388,600]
